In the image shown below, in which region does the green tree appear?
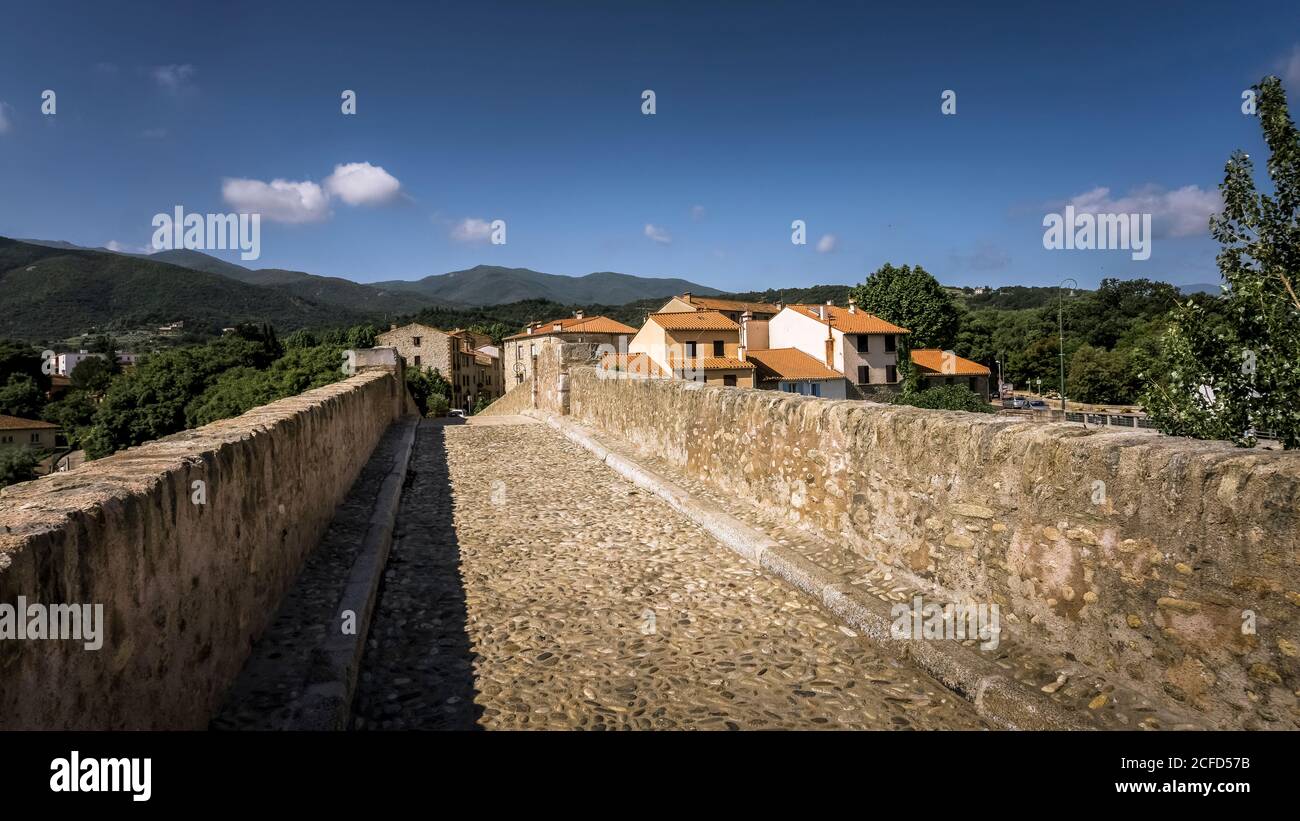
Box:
[848,263,960,349]
[0,373,44,418]
[69,355,117,393]
[41,390,98,450]
[1145,76,1300,447]
[1068,344,1131,404]
[0,446,42,488]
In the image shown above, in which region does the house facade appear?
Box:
[908,349,992,401]
[626,310,755,387]
[503,312,638,394]
[376,322,504,412]
[765,300,909,398]
[0,415,60,450]
[745,347,848,398]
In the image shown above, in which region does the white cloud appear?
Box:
[106,240,156,255]
[644,223,672,245]
[1064,185,1221,238]
[450,218,493,243]
[0,102,12,135]
[691,204,705,221]
[323,162,402,206]
[152,64,195,93]
[815,233,838,253]
[222,177,331,223]
[1283,45,1300,88]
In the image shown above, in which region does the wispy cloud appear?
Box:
[690,204,705,221]
[106,240,156,255]
[141,128,168,139]
[815,233,838,253]
[644,223,672,245]
[951,241,1011,271]
[1059,184,1221,239]
[450,218,494,243]
[0,102,12,135]
[1282,45,1300,88]
[151,64,196,94]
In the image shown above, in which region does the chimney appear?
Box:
[818,305,826,321]
[526,324,533,335]
[682,292,692,302]
[738,345,746,362]
[574,309,584,320]
[740,310,752,348]
[552,322,563,332]
[848,298,857,314]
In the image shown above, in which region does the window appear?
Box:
[1,435,11,444]
[856,335,869,353]
[412,336,421,347]
[31,433,41,443]
[886,365,898,383]
[810,382,822,397]
[723,374,737,387]
[413,356,421,367]
[884,335,896,353]
[713,340,725,357]
[968,377,977,390]
[685,341,697,358]
[858,366,869,384]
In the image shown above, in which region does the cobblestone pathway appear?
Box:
[354,416,986,730]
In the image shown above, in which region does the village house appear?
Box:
[908,349,992,401]
[765,299,909,398]
[376,322,504,412]
[626,310,755,387]
[744,347,847,398]
[0,415,60,450]
[503,312,638,394]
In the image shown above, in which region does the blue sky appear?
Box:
[1,0,1298,292]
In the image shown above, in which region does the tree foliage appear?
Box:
[1144,76,1300,447]
[849,263,959,349]
[893,384,994,414]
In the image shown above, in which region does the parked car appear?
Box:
[1001,397,1026,409]
[1026,399,1049,411]
[448,409,466,418]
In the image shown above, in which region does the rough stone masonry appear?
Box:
[488,342,1300,729]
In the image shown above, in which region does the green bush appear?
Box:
[893,384,995,414]
[427,395,450,418]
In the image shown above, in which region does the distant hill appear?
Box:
[1178,282,1224,296]
[372,265,721,306]
[0,238,368,341]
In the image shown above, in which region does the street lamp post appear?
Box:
[1058,277,1077,414]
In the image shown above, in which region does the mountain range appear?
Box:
[0,238,721,341]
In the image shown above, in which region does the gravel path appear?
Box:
[354,417,986,730]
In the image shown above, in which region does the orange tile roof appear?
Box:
[663,355,755,371]
[745,348,843,381]
[648,310,740,331]
[0,414,59,431]
[505,315,637,340]
[909,349,991,376]
[677,294,781,315]
[787,304,910,335]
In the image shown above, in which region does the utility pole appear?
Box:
[1058,278,1077,414]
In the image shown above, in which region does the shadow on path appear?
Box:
[352,421,482,730]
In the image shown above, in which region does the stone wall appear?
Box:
[0,367,408,729]
[536,344,1300,729]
